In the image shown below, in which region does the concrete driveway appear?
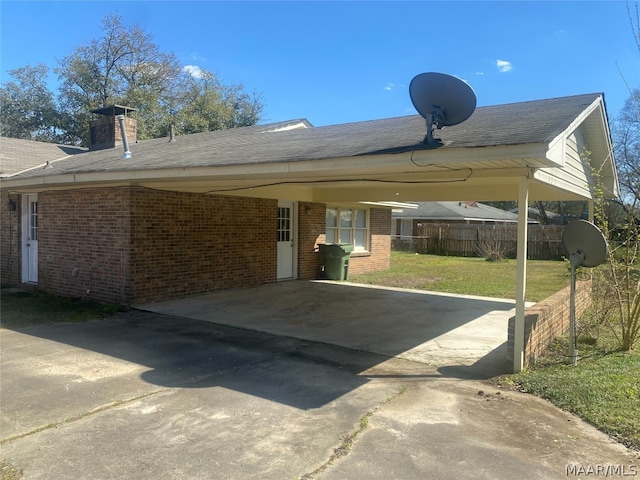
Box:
[2,285,637,479]
[137,280,523,378]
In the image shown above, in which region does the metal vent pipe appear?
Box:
[117,114,132,159]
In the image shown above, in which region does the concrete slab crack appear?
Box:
[0,389,164,445]
[298,385,408,480]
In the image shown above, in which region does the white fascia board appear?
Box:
[293,144,550,172]
[360,201,419,209]
[1,143,551,190]
[532,168,593,199]
[545,137,566,168]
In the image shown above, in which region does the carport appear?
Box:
[134,93,616,372]
[137,280,532,377]
[3,93,618,372]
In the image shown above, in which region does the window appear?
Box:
[29,200,38,241]
[326,207,369,251]
[400,219,412,239]
[277,206,291,242]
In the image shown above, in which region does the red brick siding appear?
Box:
[0,190,22,285]
[348,208,391,275]
[1,190,393,303]
[129,189,277,304]
[37,189,132,304]
[297,201,326,279]
[507,279,591,371]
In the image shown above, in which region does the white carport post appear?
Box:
[513,176,530,373]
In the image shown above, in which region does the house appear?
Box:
[0,113,401,305]
[0,92,619,373]
[392,201,520,239]
[391,201,569,258]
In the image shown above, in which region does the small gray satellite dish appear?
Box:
[561,220,608,365]
[409,72,477,144]
[562,219,608,268]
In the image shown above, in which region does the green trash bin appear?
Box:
[319,243,354,280]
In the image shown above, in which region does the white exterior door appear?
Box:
[22,194,39,283]
[277,201,297,280]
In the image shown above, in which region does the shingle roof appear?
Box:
[4,93,603,180]
[393,201,520,222]
[0,137,86,177]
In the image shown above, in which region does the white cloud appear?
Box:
[190,52,206,62]
[496,59,513,73]
[384,82,405,91]
[475,71,485,76]
[183,65,204,79]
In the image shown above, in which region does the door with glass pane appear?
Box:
[22,194,39,283]
[277,201,296,279]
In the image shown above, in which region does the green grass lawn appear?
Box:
[349,251,569,302]
[498,342,640,451]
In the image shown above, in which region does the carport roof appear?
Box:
[1,92,617,203]
[3,93,604,174]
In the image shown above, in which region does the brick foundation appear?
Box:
[507,279,592,371]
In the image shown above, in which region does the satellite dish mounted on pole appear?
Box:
[562,220,608,365]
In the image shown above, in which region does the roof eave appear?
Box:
[0,142,554,191]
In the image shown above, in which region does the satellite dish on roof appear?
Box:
[409,72,477,144]
[562,220,608,365]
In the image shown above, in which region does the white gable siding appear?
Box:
[565,127,594,190]
[534,126,595,199]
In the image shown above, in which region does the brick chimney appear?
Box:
[89,105,137,150]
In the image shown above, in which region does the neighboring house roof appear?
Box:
[510,207,562,219]
[0,137,86,177]
[0,93,618,205]
[393,201,520,223]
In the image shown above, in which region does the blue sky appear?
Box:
[1,1,638,127]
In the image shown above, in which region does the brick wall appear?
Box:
[297,201,326,279]
[348,208,391,275]
[0,190,21,285]
[89,116,137,150]
[38,188,132,304]
[507,279,592,371]
[296,205,392,279]
[129,189,278,304]
[1,189,393,304]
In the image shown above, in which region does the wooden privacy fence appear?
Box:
[393,223,565,260]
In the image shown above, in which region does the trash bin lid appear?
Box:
[318,243,353,255]
[338,244,354,254]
